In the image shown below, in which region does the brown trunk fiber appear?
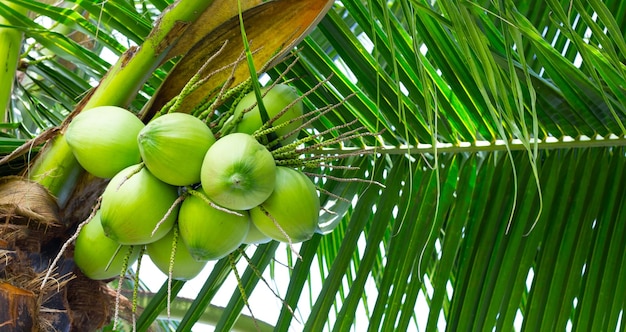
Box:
[0,175,120,331]
[0,282,37,331]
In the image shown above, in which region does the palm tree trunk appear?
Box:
[0,283,36,331]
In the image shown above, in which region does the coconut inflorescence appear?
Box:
[67,83,329,283]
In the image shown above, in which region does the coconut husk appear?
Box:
[60,174,108,229]
[0,178,65,255]
[0,224,29,248]
[66,274,112,331]
[0,249,15,273]
[0,176,59,224]
[0,176,78,331]
[66,269,137,331]
[0,176,62,253]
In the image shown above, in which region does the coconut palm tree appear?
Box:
[1,0,625,331]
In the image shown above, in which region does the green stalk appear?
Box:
[26,0,215,202]
[0,1,27,123]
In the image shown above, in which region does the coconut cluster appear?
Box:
[68,84,319,281]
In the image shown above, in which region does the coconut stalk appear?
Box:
[25,0,220,202]
[0,2,27,123]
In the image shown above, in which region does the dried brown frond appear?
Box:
[0,176,60,229]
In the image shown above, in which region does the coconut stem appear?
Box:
[202,78,251,127]
[258,205,301,260]
[26,135,83,206]
[0,2,27,123]
[151,195,185,237]
[303,171,385,189]
[117,163,144,191]
[271,127,385,169]
[315,187,352,203]
[187,187,244,216]
[272,119,362,158]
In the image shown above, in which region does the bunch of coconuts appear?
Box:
[67,84,319,281]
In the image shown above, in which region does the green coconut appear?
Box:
[73,210,141,280]
[100,164,179,245]
[138,113,215,186]
[65,106,145,178]
[146,226,207,280]
[243,218,272,245]
[178,189,250,261]
[201,133,276,210]
[250,167,319,243]
[233,83,303,145]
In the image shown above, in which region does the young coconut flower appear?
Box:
[231,83,304,145]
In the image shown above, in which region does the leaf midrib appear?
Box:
[312,135,626,155]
